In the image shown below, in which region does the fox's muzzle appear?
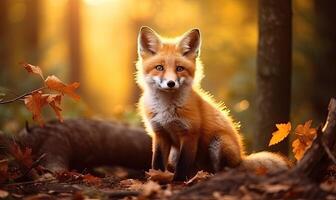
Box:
[151,76,186,90]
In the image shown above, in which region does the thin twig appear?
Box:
[321,139,336,164]
[0,86,20,97]
[4,179,57,187]
[18,153,47,179]
[0,87,46,104]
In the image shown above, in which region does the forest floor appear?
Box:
[2,165,336,200]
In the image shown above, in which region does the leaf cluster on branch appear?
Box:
[0,63,80,126]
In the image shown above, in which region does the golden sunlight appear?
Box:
[82,0,132,115]
[25,0,259,118]
[83,0,112,6]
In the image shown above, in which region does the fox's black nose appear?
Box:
[167,81,175,88]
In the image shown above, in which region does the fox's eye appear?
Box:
[176,66,184,72]
[155,65,164,71]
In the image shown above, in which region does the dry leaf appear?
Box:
[292,120,317,161]
[9,143,33,168]
[24,91,48,126]
[185,170,212,185]
[120,179,143,190]
[83,174,102,185]
[22,63,44,80]
[260,184,290,193]
[55,171,82,182]
[269,122,291,146]
[45,94,63,122]
[140,181,161,198]
[146,169,174,184]
[295,120,317,144]
[292,139,306,161]
[0,189,9,198]
[45,75,80,101]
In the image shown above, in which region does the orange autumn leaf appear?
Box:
[45,75,80,101]
[292,139,307,161]
[269,122,291,146]
[22,63,44,80]
[9,143,33,168]
[44,94,63,122]
[24,91,48,126]
[292,120,317,161]
[83,174,102,185]
[295,120,317,144]
[185,170,213,185]
[146,169,174,184]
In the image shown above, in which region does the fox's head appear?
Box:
[136,27,203,92]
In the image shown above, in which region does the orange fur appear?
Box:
[136,27,290,180]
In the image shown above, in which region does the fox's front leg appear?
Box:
[174,135,198,181]
[152,133,171,171]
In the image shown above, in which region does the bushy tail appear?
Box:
[241,151,292,174]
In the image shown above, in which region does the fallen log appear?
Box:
[12,119,153,172]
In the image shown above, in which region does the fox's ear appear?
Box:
[138,26,161,56]
[178,29,201,57]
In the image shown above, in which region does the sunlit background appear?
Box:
[0,0,320,151]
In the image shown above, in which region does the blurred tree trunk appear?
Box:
[312,0,336,122]
[255,0,292,155]
[0,0,10,81]
[67,0,82,83]
[24,0,40,63]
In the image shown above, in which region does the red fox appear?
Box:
[136,26,291,181]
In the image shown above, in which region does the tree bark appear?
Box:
[291,98,336,180]
[255,0,292,155]
[16,119,152,172]
[312,0,336,122]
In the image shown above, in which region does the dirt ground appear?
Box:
[1,165,336,200]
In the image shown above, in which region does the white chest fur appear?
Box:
[143,89,190,133]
